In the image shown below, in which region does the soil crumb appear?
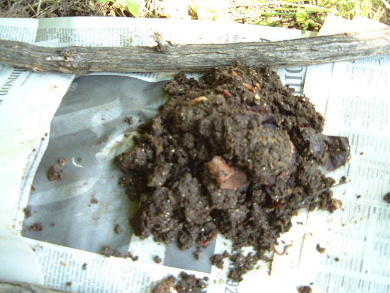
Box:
[116,63,350,282]
[383,192,390,203]
[58,157,68,166]
[151,275,176,293]
[90,198,99,204]
[193,246,202,260]
[228,252,259,282]
[128,252,139,261]
[316,244,326,253]
[339,176,347,184]
[330,198,343,212]
[23,207,32,219]
[210,251,230,269]
[47,164,63,181]
[176,272,208,293]
[28,222,43,232]
[114,224,123,234]
[124,116,134,125]
[100,246,123,257]
[152,272,208,293]
[100,246,138,260]
[297,285,313,293]
[153,255,162,264]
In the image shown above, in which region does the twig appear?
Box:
[0,27,389,74]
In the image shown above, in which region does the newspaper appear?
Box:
[270,17,390,293]
[0,16,389,293]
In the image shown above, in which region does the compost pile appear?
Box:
[115,63,349,281]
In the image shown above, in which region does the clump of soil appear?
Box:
[152,272,208,293]
[297,285,313,293]
[47,164,63,181]
[153,255,162,263]
[100,246,138,261]
[115,63,350,281]
[228,252,259,282]
[211,250,271,282]
[28,222,43,232]
[114,224,123,234]
[151,275,176,293]
[383,192,390,203]
[210,251,230,269]
[23,207,32,219]
[316,244,326,253]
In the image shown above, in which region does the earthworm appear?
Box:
[222,89,232,97]
[188,96,208,105]
[243,83,256,92]
[273,244,293,256]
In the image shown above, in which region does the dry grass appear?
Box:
[0,0,388,30]
[0,0,130,18]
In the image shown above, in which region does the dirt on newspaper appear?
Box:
[152,272,208,293]
[115,63,350,282]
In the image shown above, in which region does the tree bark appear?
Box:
[0,281,72,293]
[0,27,389,75]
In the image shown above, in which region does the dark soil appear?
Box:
[383,192,390,203]
[210,251,230,269]
[316,243,326,253]
[152,272,208,293]
[47,164,63,181]
[100,246,138,261]
[193,246,202,260]
[114,224,123,234]
[100,246,123,258]
[115,63,350,282]
[23,207,32,219]
[58,157,68,166]
[297,285,313,293]
[153,255,162,264]
[228,252,259,282]
[151,275,176,293]
[28,222,43,232]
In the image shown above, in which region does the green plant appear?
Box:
[253,0,387,32]
[37,0,42,16]
[97,0,140,17]
[317,0,386,20]
[253,2,332,31]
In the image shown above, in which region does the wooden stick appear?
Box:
[0,27,389,75]
[0,281,72,293]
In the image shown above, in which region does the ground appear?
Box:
[0,0,389,30]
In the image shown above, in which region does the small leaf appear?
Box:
[295,8,307,23]
[124,0,140,17]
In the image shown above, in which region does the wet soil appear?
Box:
[115,63,350,282]
[152,272,208,293]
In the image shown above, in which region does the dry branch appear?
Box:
[0,281,72,293]
[0,27,389,74]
